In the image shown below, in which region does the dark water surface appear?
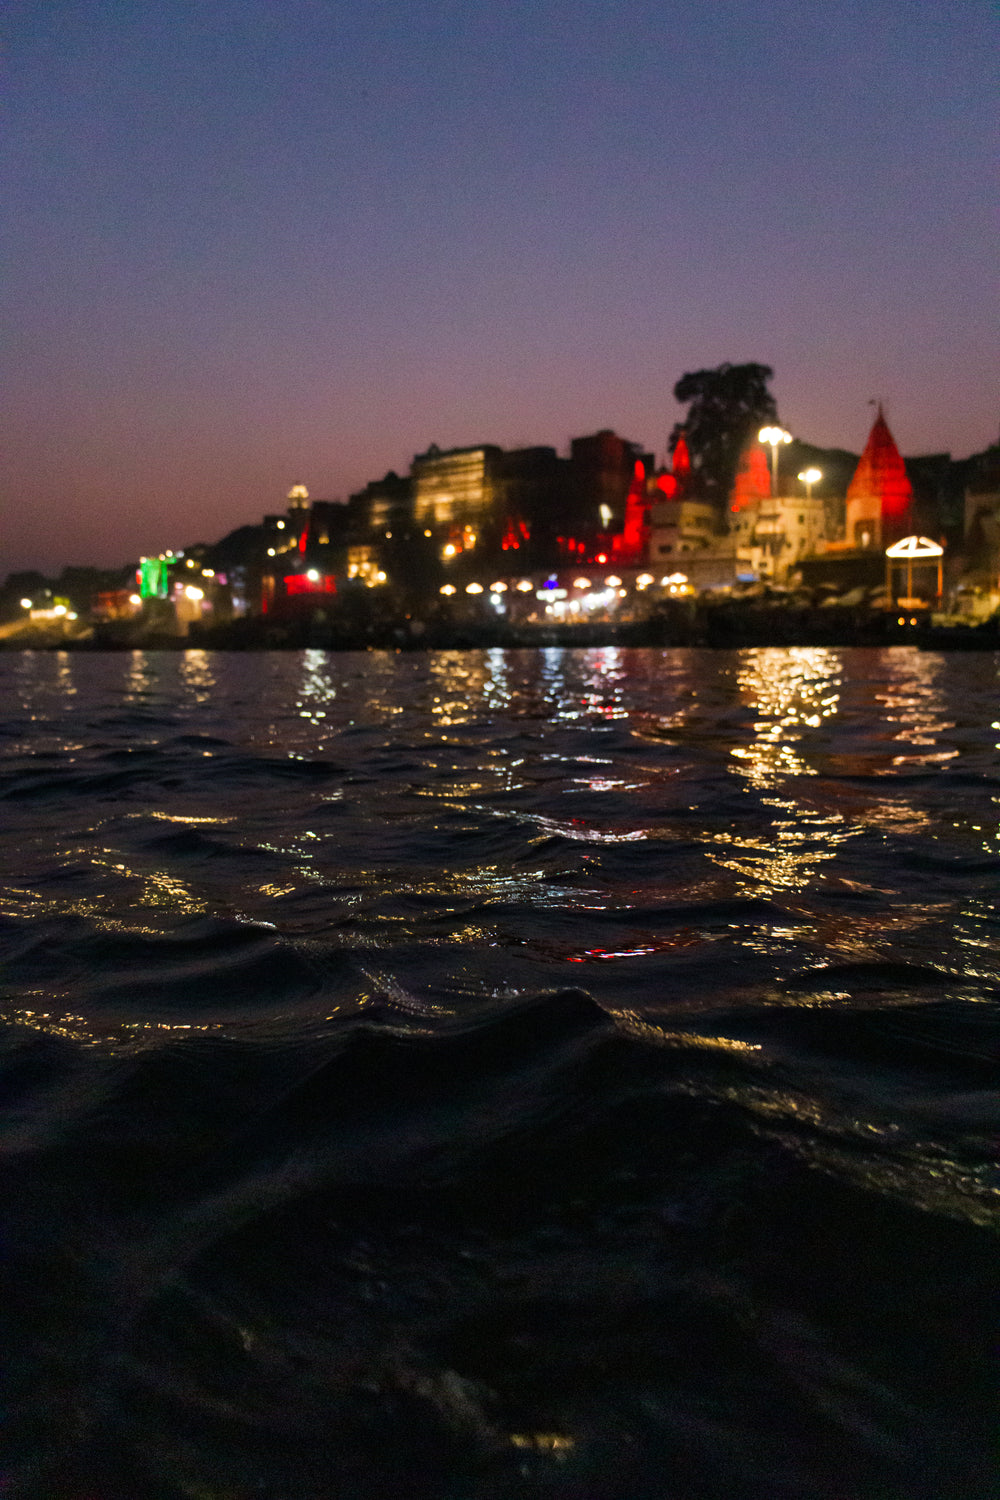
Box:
[1,646,997,1499]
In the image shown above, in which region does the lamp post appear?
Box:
[759,426,792,499]
[798,467,822,500]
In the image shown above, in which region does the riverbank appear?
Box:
[4,604,999,652]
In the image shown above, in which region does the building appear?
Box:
[956,446,1000,612]
[260,486,342,618]
[412,443,502,531]
[844,405,913,549]
[649,435,719,566]
[726,441,827,582]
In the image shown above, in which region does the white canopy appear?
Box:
[885,535,944,559]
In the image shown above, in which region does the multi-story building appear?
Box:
[412,444,502,531]
[730,496,827,581]
[724,438,830,582]
[649,497,718,565]
[647,435,716,568]
[253,429,672,620]
[567,430,654,541]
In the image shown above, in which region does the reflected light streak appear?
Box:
[428,653,489,725]
[8,1006,224,1049]
[140,811,233,825]
[525,813,646,844]
[717,649,854,896]
[180,648,215,704]
[123,650,155,704]
[875,651,956,767]
[297,647,338,725]
[614,1010,764,1053]
[732,647,842,788]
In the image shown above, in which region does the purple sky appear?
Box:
[4,0,997,576]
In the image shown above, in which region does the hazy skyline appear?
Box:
[4,0,997,576]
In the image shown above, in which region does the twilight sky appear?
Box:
[3,0,997,576]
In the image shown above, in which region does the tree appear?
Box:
[669,362,778,507]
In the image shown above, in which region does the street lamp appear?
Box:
[759,426,792,498]
[798,467,822,500]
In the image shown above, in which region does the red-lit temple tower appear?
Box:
[845,405,913,549]
[614,460,651,564]
[655,432,692,500]
[729,442,771,514]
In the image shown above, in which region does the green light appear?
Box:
[139,557,169,599]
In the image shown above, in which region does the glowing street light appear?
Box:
[798,467,822,500]
[759,426,792,497]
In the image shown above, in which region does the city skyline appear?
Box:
[4,0,997,577]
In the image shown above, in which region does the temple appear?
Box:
[845,405,913,549]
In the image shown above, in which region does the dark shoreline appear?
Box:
[7,606,999,653]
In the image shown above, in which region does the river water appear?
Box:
[1,645,997,1499]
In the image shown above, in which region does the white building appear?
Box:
[648,497,718,564]
[730,494,827,582]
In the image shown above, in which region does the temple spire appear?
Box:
[845,406,912,548]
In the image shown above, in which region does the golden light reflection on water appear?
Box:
[428,652,490,726]
[874,650,957,766]
[178,648,215,705]
[6,649,79,723]
[296,647,338,728]
[123,649,155,703]
[84,847,207,916]
[139,811,233,825]
[141,870,207,912]
[707,812,853,897]
[774,1120,1000,1230]
[731,647,842,787]
[54,650,76,697]
[715,649,857,898]
[951,894,1000,985]
[613,1009,763,1053]
[8,1006,223,1047]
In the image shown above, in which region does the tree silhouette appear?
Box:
[670,363,778,507]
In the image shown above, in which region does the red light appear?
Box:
[284,574,335,596]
